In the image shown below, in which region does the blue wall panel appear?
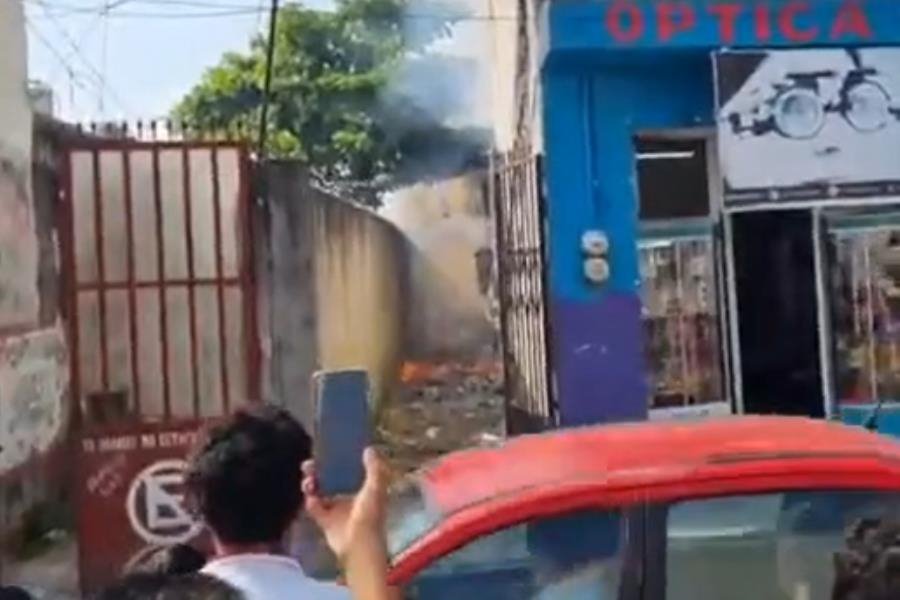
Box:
[543,53,713,426]
[541,0,900,427]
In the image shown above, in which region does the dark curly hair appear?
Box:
[128,544,207,576]
[185,405,312,545]
[96,573,242,600]
[0,586,33,600]
[833,518,900,600]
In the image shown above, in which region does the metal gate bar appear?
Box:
[122,149,140,415]
[151,145,172,417]
[492,145,556,433]
[210,147,230,414]
[181,144,200,418]
[64,139,259,424]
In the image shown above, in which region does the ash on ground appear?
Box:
[377,360,506,475]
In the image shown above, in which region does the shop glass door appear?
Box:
[639,230,728,418]
[635,135,730,419]
[825,209,900,411]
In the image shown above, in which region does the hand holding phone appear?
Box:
[302,447,394,600]
[312,369,372,497]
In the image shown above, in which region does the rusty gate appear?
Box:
[61,135,261,591]
[61,138,260,425]
[491,146,556,434]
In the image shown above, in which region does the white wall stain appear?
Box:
[0,327,69,473]
[0,0,39,328]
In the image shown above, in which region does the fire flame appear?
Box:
[399,360,502,385]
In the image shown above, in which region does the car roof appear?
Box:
[418,416,900,516]
[389,417,900,583]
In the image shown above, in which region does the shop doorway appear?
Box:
[635,135,900,420]
[635,134,730,420]
[729,210,825,417]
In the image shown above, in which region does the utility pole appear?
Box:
[258,0,280,158]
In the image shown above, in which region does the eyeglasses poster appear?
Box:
[715,48,900,205]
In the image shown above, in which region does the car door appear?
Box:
[399,506,645,600]
[643,489,900,600]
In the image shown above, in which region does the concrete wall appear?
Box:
[313,195,407,412]
[485,0,521,153]
[381,174,495,359]
[264,163,408,428]
[485,0,543,153]
[0,0,39,327]
[0,0,70,532]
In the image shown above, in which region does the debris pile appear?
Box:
[378,359,506,475]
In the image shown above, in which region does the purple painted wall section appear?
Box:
[553,294,648,426]
[541,56,711,427]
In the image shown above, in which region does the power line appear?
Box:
[25,16,94,115]
[257,0,279,156]
[255,0,266,32]
[32,0,133,115]
[28,0,516,20]
[100,1,111,114]
[46,10,102,88]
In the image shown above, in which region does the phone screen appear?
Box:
[313,369,371,496]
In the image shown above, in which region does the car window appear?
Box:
[387,480,443,558]
[405,509,627,600]
[666,490,900,600]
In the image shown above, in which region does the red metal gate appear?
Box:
[62,137,260,591]
[61,139,260,424]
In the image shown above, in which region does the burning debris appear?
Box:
[377,359,505,474]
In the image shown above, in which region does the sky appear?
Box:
[24,0,334,123]
[24,0,497,128]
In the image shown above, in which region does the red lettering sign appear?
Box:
[607,0,644,42]
[708,3,744,44]
[657,2,697,42]
[779,1,819,43]
[831,0,872,40]
[602,0,872,45]
[753,2,773,41]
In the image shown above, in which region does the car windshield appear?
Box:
[402,508,626,600]
[386,479,443,559]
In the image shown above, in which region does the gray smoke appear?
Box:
[377,0,492,185]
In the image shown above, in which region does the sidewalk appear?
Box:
[4,537,79,599]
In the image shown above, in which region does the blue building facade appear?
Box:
[539,0,900,429]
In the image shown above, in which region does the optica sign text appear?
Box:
[605,0,872,45]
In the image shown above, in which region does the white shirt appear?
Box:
[202,554,351,600]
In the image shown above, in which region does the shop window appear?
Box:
[640,238,724,411]
[830,219,900,407]
[636,137,710,220]
[635,135,723,412]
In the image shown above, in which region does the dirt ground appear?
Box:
[376,360,506,476]
[3,533,79,599]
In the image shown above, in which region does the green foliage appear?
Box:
[173,0,488,206]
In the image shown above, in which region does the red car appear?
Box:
[386,417,900,600]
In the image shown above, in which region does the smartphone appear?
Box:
[312,369,372,497]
